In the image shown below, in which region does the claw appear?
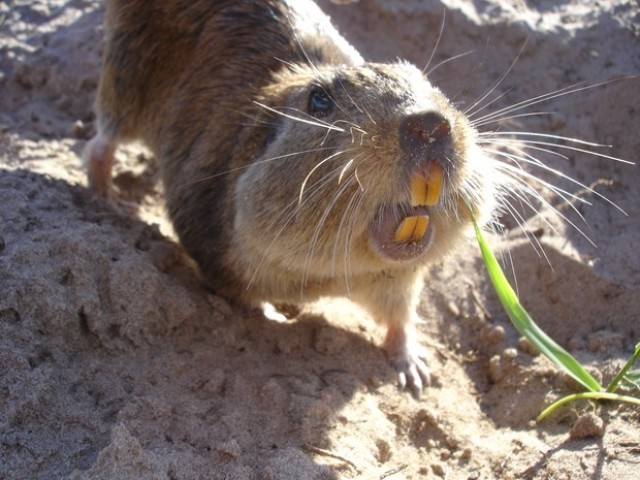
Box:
[409,364,422,392]
[398,371,407,391]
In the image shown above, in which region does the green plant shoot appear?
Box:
[471,218,602,392]
[471,217,640,421]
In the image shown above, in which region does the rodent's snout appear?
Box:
[367,109,470,262]
[399,111,453,166]
[366,112,453,262]
[397,111,454,212]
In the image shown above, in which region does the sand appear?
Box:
[1,0,639,478]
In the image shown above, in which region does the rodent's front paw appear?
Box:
[383,323,430,398]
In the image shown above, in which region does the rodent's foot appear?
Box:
[383,323,430,398]
[84,135,140,215]
[84,134,116,198]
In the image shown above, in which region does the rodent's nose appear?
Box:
[399,112,452,159]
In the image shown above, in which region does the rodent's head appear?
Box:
[233,61,496,277]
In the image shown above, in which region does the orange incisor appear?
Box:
[394,162,443,243]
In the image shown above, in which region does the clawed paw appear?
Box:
[383,324,430,398]
[391,344,430,398]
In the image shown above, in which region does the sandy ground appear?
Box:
[1,0,639,479]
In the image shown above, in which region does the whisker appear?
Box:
[299,148,358,205]
[486,147,594,210]
[471,111,554,128]
[174,146,337,190]
[338,158,355,184]
[282,5,321,78]
[247,166,343,291]
[469,83,578,124]
[335,75,365,116]
[426,49,475,78]
[464,37,530,118]
[422,8,446,74]
[354,167,364,192]
[466,86,515,121]
[489,153,599,246]
[499,195,553,274]
[330,119,368,138]
[480,132,634,165]
[325,80,362,125]
[480,135,631,219]
[495,224,526,295]
[276,104,366,133]
[273,56,296,70]
[238,121,281,129]
[302,166,359,292]
[334,183,365,296]
[471,78,631,127]
[495,169,564,238]
[496,176,589,259]
[361,105,377,127]
[253,101,345,132]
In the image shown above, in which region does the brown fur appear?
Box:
[84,0,495,393]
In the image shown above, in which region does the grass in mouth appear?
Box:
[471,216,640,422]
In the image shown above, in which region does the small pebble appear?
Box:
[486,325,505,346]
[217,439,241,461]
[432,462,446,477]
[518,337,539,356]
[458,447,472,463]
[68,119,86,138]
[488,354,503,383]
[375,439,392,463]
[370,375,382,388]
[503,348,518,360]
[587,330,623,353]
[439,448,451,460]
[570,412,604,440]
[447,300,460,317]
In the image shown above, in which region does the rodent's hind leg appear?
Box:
[82,133,138,214]
[84,132,117,198]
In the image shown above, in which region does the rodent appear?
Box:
[84,0,496,394]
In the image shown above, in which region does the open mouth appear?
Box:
[369,161,444,261]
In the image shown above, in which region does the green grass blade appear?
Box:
[607,343,640,393]
[472,218,603,393]
[625,370,640,388]
[537,391,640,422]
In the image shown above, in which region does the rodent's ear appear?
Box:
[307,86,334,118]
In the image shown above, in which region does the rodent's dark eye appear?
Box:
[308,87,333,118]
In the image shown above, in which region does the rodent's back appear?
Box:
[95,0,365,298]
[97,0,360,149]
[97,1,217,144]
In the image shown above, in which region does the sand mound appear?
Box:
[1,1,639,478]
